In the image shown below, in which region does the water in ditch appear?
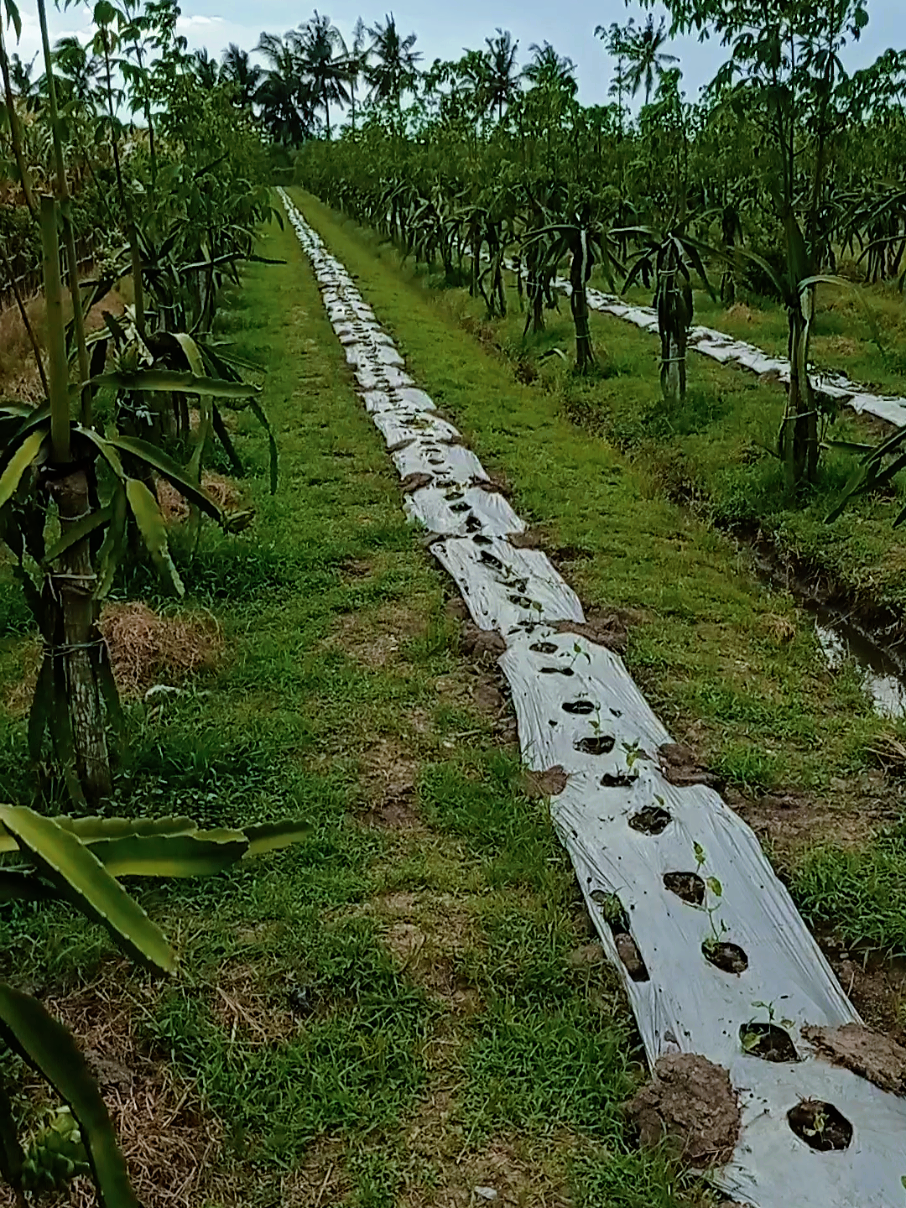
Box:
[813,606,906,719]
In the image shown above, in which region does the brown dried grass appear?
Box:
[4,604,222,715]
[724,302,756,324]
[156,473,246,524]
[100,602,222,697]
[0,287,128,401]
[0,970,223,1208]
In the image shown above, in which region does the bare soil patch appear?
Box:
[624,1053,740,1167]
[802,1022,906,1094]
[735,779,899,855]
[209,960,300,1046]
[325,599,427,669]
[401,1134,572,1208]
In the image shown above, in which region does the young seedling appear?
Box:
[623,739,643,769]
[694,842,727,953]
[565,640,592,672]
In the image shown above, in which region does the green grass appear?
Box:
[290,187,906,971]
[0,211,709,1206]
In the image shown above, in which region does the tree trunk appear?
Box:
[46,462,112,804]
[783,306,818,494]
[570,284,594,372]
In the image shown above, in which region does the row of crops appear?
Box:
[0,2,313,1202]
[295,0,906,501]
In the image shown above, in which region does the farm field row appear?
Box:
[0,208,705,1208]
[279,189,906,1205]
[289,187,906,984]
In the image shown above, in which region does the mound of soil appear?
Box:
[802,1023,906,1095]
[624,1053,740,1167]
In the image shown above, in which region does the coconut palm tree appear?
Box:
[222,42,262,109]
[345,16,369,129]
[192,47,220,89]
[366,13,421,122]
[523,41,576,96]
[624,14,677,106]
[484,28,519,121]
[255,32,314,145]
[288,11,349,138]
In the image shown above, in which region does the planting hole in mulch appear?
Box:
[562,699,595,715]
[472,534,493,546]
[787,1100,853,1152]
[601,771,637,788]
[540,665,574,676]
[663,871,705,907]
[530,641,558,654]
[703,941,749,975]
[508,594,533,607]
[628,805,672,835]
[450,501,470,513]
[624,1053,740,1167]
[574,734,616,755]
[740,1022,800,1062]
[479,551,504,570]
[591,891,649,982]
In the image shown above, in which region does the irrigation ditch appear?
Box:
[278,188,906,1208]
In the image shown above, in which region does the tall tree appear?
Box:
[624,14,677,105]
[192,46,220,89]
[222,42,262,108]
[523,41,576,95]
[289,11,348,138]
[484,28,519,121]
[367,12,421,122]
[646,0,870,492]
[346,16,369,129]
[255,31,314,144]
[595,20,634,136]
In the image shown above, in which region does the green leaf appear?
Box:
[89,370,260,399]
[106,436,224,522]
[0,430,45,511]
[0,984,140,1208]
[94,484,127,600]
[0,807,174,974]
[89,831,249,878]
[125,479,184,597]
[243,819,311,857]
[693,840,706,866]
[3,0,22,39]
[247,398,278,494]
[706,876,723,898]
[58,816,198,842]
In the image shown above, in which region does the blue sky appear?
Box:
[13,0,904,107]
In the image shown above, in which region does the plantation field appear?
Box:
[1,212,715,1208]
[6,0,906,1198]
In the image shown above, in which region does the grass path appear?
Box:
[289,190,906,999]
[0,209,704,1207]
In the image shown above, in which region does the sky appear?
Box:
[9,0,905,109]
